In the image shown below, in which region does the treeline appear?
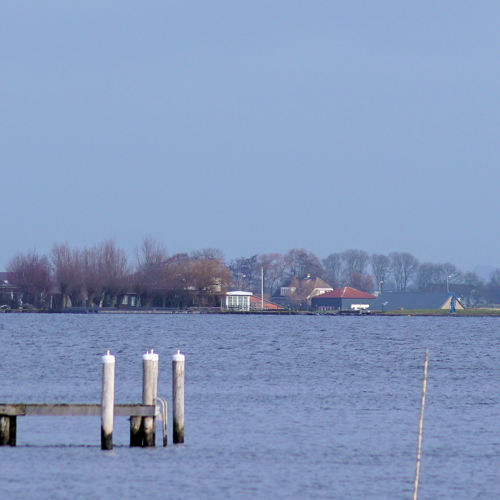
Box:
[3,239,500,309]
[230,249,498,306]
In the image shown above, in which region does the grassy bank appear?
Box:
[378,308,500,316]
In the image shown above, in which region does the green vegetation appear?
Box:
[379,308,500,316]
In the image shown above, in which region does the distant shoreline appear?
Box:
[2,308,500,317]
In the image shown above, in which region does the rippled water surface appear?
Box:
[0,314,499,499]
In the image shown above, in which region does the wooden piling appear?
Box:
[0,415,10,445]
[101,351,115,450]
[8,416,16,446]
[142,350,158,447]
[129,416,142,446]
[172,350,185,444]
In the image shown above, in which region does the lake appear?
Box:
[0,314,499,499]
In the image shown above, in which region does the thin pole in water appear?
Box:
[413,349,429,500]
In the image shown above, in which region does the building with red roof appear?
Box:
[311,286,376,311]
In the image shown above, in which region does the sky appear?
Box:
[1,1,499,273]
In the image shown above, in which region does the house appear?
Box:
[311,286,377,311]
[370,292,465,311]
[273,276,333,308]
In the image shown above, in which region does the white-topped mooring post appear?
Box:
[142,349,158,447]
[101,351,115,450]
[172,350,185,444]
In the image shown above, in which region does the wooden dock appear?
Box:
[0,403,156,417]
[0,403,155,417]
[0,349,185,450]
[0,403,156,447]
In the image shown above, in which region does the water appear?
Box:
[0,314,499,499]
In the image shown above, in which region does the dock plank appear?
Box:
[0,404,155,417]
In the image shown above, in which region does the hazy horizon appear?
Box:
[2,2,499,273]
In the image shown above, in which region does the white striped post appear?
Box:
[101,351,115,450]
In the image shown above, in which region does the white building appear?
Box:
[222,291,253,311]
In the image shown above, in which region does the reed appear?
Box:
[412,349,429,500]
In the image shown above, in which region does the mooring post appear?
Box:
[172,350,185,444]
[0,416,10,446]
[8,416,16,446]
[101,351,115,450]
[142,350,158,447]
[130,415,142,447]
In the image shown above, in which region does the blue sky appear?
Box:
[1,1,499,272]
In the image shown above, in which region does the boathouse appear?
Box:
[311,286,377,311]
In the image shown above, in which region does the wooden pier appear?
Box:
[0,350,185,450]
[0,404,155,447]
[0,403,155,417]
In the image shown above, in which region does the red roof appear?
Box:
[316,287,376,299]
[249,295,285,310]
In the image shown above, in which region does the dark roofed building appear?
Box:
[311,286,377,311]
[370,291,465,311]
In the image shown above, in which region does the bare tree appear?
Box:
[283,249,324,280]
[370,254,390,290]
[416,263,437,290]
[97,240,129,307]
[486,269,500,304]
[462,271,483,306]
[7,250,51,308]
[159,252,231,307]
[416,262,461,291]
[190,248,225,261]
[189,258,232,305]
[322,253,342,288]
[51,243,83,308]
[341,249,369,282]
[81,246,103,307]
[390,252,419,291]
[229,255,260,291]
[161,253,193,307]
[136,237,168,270]
[350,272,374,293]
[134,237,168,306]
[258,253,286,296]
